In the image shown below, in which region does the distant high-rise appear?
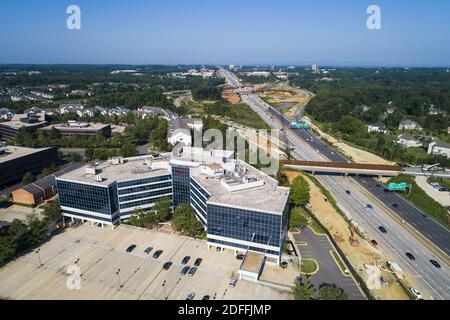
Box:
[228,64,235,70]
[312,64,319,73]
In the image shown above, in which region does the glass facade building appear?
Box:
[171,166,191,207]
[207,203,289,259]
[189,177,210,226]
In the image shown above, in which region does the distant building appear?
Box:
[56,104,94,118]
[0,108,13,120]
[399,120,423,131]
[167,118,203,146]
[368,123,389,134]
[0,146,58,188]
[428,140,450,158]
[429,106,448,117]
[396,134,423,148]
[12,163,83,206]
[137,106,178,121]
[0,111,48,140]
[311,64,319,73]
[41,121,112,138]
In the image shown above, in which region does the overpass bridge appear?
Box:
[281,160,404,177]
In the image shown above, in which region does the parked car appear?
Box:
[180,266,190,276]
[144,247,153,255]
[230,276,238,288]
[194,258,203,267]
[126,245,137,253]
[370,240,379,248]
[181,256,191,265]
[410,288,423,300]
[439,188,449,192]
[378,226,388,234]
[153,250,163,259]
[202,295,211,301]
[163,262,173,270]
[188,267,197,277]
[392,203,399,208]
[430,259,441,269]
[345,190,351,195]
[236,254,245,261]
[186,293,195,300]
[364,204,373,211]
[406,252,416,261]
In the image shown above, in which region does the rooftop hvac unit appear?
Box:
[112,157,124,165]
[95,175,103,182]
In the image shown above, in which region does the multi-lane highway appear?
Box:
[222,69,450,300]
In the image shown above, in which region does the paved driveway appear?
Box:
[293,228,365,300]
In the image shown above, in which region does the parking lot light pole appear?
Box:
[162,280,167,300]
[116,269,122,288]
[35,249,42,267]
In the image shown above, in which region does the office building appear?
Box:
[0,111,47,141]
[42,122,112,138]
[0,145,58,188]
[56,147,290,264]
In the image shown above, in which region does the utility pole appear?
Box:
[35,249,42,267]
[116,269,122,288]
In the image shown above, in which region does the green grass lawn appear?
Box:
[228,103,271,130]
[389,175,450,229]
[301,259,318,274]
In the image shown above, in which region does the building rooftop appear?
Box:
[42,122,110,132]
[57,156,172,186]
[0,146,55,164]
[191,160,290,215]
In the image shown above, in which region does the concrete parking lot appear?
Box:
[0,224,293,300]
[293,228,366,300]
[0,205,43,223]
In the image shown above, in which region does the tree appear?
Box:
[42,199,62,223]
[293,277,316,300]
[120,143,138,158]
[319,284,349,300]
[172,204,205,238]
[153,197,172,222]
[289,207,309,229]
[22,172,36,185]
[290,176,311,207]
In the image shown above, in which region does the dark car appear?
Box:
[180,266,190,276]
[153,250,163,259]
[202,295,210,301]
[163,262,173,270]
[186,293,195,300]
[345,190,351,195]
[370,240,379,248]
[439,187,449,192]
[378,226,387,234]
[236,254,245,261]
[406,252,416,261]
[126,245,137,253]
[392,203,399,208]
[194,258,203,267]
[181,256,191,265]
[430,260,441,269]
[144,247,153,255]
[188,267,197,277]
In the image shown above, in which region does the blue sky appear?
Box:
[1,0,449,66]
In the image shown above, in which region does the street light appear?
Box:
[116,269,122,288]
[162,280,167,300]
[35,249,42,267]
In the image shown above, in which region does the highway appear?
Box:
[222,69,450,300]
